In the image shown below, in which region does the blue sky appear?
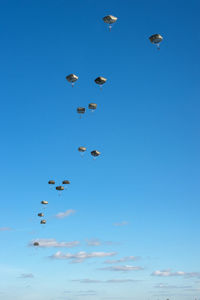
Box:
[0,0,200,299]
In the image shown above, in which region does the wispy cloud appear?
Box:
[100,265,143,272]
[155,283,193,289]
[152,270,200,278]
[86,239,115,247]
[71,278,138,284]
[0,227,12,231]
[113,221,128,227]
[75,290,97,297]
[19,273,34,279]
[104,256,139,264]
[50,251,117,263]
[55,209,76,219]
[30,239,80,248]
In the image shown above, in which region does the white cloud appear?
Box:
[19,273,34,279]
[152,270,200,278]
[100,265,143,272]
[30,239,79,248]
[71,278,138,284]
[104,256,139,264]
[0,227,12,231]
[55,209,76,219]
[50,251,117,263]
[86,239,115,247]
[155,283,193,289]
[113,221,128,227]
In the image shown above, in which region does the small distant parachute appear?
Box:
[48,180,55,185]
[41,201,48,205]
[78,146,87,157]
[95,77,107,88]
[40,220,46,225]
[88,103,97,111]
[62,180,70,185]
[66,74,78,87]
[149,34,163,49]
[56,186,64,191]
[33,242,39,246]
[103,15,118,31]
[91,150,101,158]
[38,213,44,217]
[77,107,86,115]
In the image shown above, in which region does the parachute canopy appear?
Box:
[40,220,46,224]
[38,213,44,217]
[91,150,101,157]
[149,34,163,47]
[66,74,78,83]
[95,77,107,85]
[48,180,55,185]
[41,201,48,205]
[78,146,87,152]
[77,107,86,114]
[103,15,118,25]
[33,242,39,246]
[62,180,70,185]
[56,186,64,191]
[88,103,97,110]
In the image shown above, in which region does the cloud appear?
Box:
[55,209,76,219]
[50,251,117,263]
[100,265,144,272]
[71,278,138,284]
[0,227,12,232]
[19,273,34,279]
[30,239,80,248]
[104,256,139,264]
[155,283,193,289]
[75,290,97,296]
[113,221,128,227]
[152,270,200,278]
[86,239,116,247]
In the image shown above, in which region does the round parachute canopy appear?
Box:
[149,34,163,46]
[91,150,101,157]
[41,201,48,205]
[33,242,39,246]
[88,103,97,110]
[103,15,118,25]
[78,146,87,153]
[48,180,55,185]
[62,180,70,185]
[66,74,78,83]
[77,107,86,114]
[56,186,64,191]
[40,220,46,225]
[95,77,107,86]
[38,213,44,217]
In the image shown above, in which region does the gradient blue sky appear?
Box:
[0,0,200,299]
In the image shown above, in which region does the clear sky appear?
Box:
[0,0,200,299]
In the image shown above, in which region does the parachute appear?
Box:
[48,180,55,185]
[95,77,107,86]
[88,103,97,111]
[77,107,86,114]
[41,201,48,205]
[33,242,39,246]
[40,220,46,225]
[103,15,118,31]
[91,150,101,157]
[78,146,87,152]
[56,186,64,191]
[66,74,78,86]
[62,180,70,185]
[149,34,163,49]
[38,213,44,217]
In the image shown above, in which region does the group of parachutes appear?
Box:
[33,15,163,247]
